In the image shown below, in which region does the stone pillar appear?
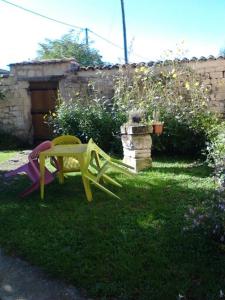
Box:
[121,124,153,173]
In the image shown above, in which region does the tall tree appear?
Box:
[37,30,103,66]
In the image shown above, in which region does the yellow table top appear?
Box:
[40,144,88,157]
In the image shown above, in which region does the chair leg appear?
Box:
[20,182,40,197]
[102,174,122,188]
[5,165,27,178]
[84,174,120,200]
[81,175,93,202]
[110,162,135,177]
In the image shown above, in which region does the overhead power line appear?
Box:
[0,0,149,62]
[0,0,123,49]
[88,30,150,61]
[88,29,124,50]
[0,0,83,29]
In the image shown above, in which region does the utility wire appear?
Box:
[0,0,122,49]
[88,29,124,50]
[0,0,149,61]
[0,0,83,30]
[89,30,150,61]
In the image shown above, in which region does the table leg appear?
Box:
[39,154,45,200]
[79,155,93,202]
[57,156,64,184]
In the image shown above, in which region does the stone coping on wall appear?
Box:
[8,58,80,80]
[78,55,225,71]
[9,58,78,66]
[7,55,225,72]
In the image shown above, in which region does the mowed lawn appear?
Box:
[0,150,17,163]
[0,151,224,300]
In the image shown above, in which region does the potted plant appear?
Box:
[152,109,164,136]
[128,109,145,124]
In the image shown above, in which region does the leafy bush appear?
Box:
[151,115,206,156]
[184,193,225,245]
[184,122,225,245]
[48,98,126,154]
[152,111,220,156]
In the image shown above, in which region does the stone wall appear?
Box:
[187,58,225,115]
[59,69,115,102]
[0,76,31,142]
[60,58,225,116]
[1,57,225,143]
[10,58,79,80]
[0,59,79,143]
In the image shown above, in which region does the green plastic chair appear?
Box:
[82,138,134,200]
[51,135,82,174]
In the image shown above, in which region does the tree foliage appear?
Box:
[37,30,103,66]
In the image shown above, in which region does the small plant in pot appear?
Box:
[128,109,145,125]
[152,109,164,135]
[121,109,153,136]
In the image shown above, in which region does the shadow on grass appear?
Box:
[0,165,222,300]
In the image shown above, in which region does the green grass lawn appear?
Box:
[0,150,17,163]
[0,152,224,300]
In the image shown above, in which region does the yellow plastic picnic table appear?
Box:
[39,143,93,201]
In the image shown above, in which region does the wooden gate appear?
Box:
[30,81,58,143]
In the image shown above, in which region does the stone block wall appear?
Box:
[60,59,225,117]
[1,58,225,144]
[187,58,225,116]
[59,69,116,102]
[0,59,80,143]
[0,76,31,142]
[10,58,79,80]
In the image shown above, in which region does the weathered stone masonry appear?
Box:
[1,56,225,143]
[0,76,30,141]
[188,57,225,115]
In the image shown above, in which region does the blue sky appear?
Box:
[1,0,225,69]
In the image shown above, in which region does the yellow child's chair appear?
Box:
[83,138,134,200]
[51,135,82,174]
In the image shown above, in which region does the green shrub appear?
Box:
[151,115,206,156]
[48,99,126,155]
[151,111,220,156]
[184,122,225,245]
[206,121,225,176]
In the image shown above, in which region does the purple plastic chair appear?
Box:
[5,141,58,197]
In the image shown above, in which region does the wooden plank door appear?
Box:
[30,81,58,143]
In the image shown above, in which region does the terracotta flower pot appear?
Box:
[153,123,164,135]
